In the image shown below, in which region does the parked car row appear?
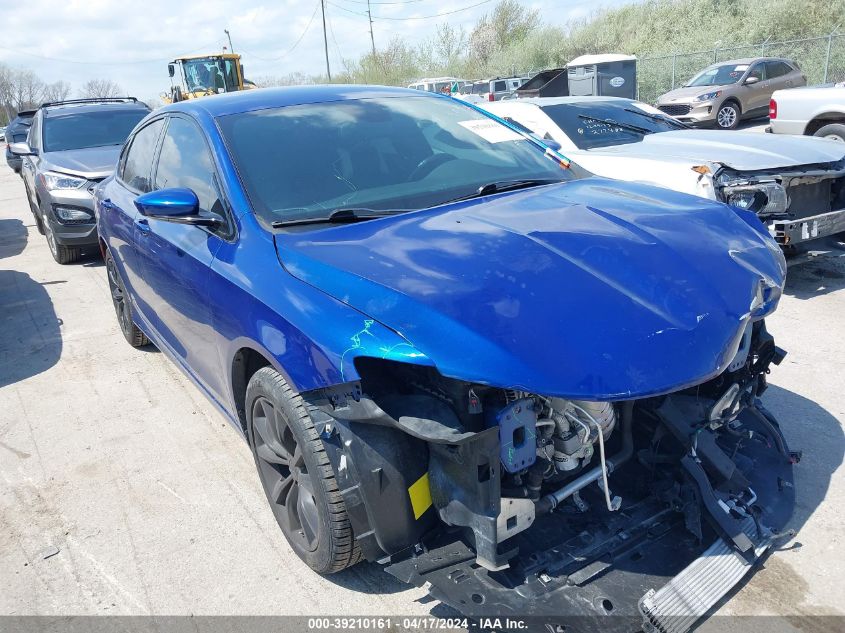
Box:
[6,86,812,631]
[483,95,845,246]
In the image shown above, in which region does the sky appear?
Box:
[0,0,641,101]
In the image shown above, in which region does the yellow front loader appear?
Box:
[162,53,256,104]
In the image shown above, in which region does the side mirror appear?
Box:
[744,76,760,85]
[168,64,176,78]
[9,142,36,156]
[134,188,219,227]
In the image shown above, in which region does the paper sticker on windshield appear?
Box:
[459,119,523,143]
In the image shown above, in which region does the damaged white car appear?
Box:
[485,96,845,247]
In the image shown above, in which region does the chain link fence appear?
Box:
[637,33,845,104]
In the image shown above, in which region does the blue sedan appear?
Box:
[96,86,796,626]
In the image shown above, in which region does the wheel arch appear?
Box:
[720,97,742,113]
[230,343,295,433]
[804,112,845,136]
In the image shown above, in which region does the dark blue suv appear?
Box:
[96,86,796,627]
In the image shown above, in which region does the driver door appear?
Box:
[743,62,770,114]
[132,115,231,403]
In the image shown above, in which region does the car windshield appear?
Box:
[182,57,239,93]
[43,109,148,152]
[539,101,685,150]
[217,96,574,226]
[686,63,749,87]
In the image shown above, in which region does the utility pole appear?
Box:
[224,29,234,54]
[320,0,332,81]
[367,0,376,56]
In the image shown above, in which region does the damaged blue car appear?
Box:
[95,86,797,631]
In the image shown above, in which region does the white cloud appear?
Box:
[0,0,640,99]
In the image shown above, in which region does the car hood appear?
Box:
[586,130,845,171]
[45,145,122,180]
[657,85,727,102]
[275,178,785,400]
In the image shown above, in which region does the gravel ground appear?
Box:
[0,164,842,626]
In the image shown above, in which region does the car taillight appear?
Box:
[488,93,494,102]
[769,99,777,119]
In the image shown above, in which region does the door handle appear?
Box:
[100,198,118,211]
[135,218,151,234]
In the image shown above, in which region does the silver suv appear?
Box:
[656,57,806,129]
[10,98,150,264]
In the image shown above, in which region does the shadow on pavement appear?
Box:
[784,241,845,300]
[0,269,62,389]
[762,384,844,534]
[0,218,28,259]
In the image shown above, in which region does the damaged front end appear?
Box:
[303,320,798,632]
[715,158,845,246]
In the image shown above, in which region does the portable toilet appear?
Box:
[566,54,637,99]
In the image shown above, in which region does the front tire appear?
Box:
[716,101,741,130]
[814,123,845,143]
[246,367,361,574]
[105,251,149,347]
[43,210,81,264]
[23,184,45,235]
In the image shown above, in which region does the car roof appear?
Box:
[43,101,150,119]
[489,96,635,107]
[163,84,444,118]
[709,57,791,66]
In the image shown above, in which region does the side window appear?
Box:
[154,117,222,215]
[766,61,788,79]
[747,63,766,81]
[494,80,507,92]
[122,119,165,193]
[27,115,40,150]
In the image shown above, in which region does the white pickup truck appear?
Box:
[768,84,845,142]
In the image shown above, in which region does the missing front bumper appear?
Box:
[770,208,845,245]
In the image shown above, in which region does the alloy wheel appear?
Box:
[251,396,320,552]
[106,256,130,333]
[824,134,844,143]
[717,106,737,129]
[43,213,58,257]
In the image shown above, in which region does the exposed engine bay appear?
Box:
[305,320,798,632]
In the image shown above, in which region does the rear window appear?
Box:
[540,101,685,149]
[43,109,148,152]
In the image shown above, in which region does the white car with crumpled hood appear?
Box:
[485,96,845,247]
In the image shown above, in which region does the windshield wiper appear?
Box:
[443,179,565,204]
[271,208,399,228]
[577,114,653,136]
[622,107,689,129]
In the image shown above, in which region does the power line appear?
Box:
[328,0,494,20]
[239,0,321,62]
[0,39,225,66]
[334,0,427,4]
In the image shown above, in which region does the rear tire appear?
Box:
[814,123,845,143]
[105,250,149,347]
[246,367,361,574]
[716,101,741,130]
